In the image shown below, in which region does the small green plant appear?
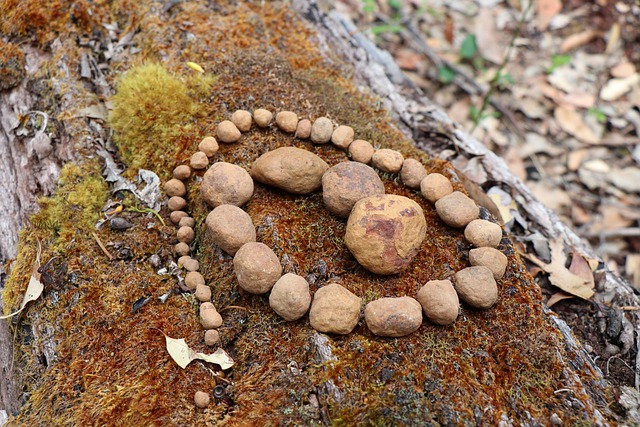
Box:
[469,106,500,123]
[546,54,571,74]
[459,34,478,60]
[587,106,607,123]
[437,65,456,83]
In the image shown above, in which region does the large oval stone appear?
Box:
[309,283,361,334]
[251,147,329,194]
[201,162,254,208]
[364,296,423,337]
[345,195,426,275]
[322,161,385,217]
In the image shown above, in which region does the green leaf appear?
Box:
[497,72,514,89]
[460,34,477,59]
[546,54,571,74]
[371,23,404,35]
[388,0,402,10]
[438,65,455,84]
[587,107,607,123]
[362,0,375,14]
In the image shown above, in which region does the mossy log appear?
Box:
[0,0,632,425]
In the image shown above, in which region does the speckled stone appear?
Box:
[173,165,191,180]
[364,297,423,337]
[464,219,502,248]
[170,210,189,224]
[177,226,195,244]
[168,196,187,212]
[164,178,186,197]
[231,110,252,132]
[174,242,190,256]
[275,111,298,133]
[295,119,312,139]
[469,247,508,280]
[435,191,479,228]
[331,125,354,149]
[195,284,212,302]
[371,149,404,173]
[200,302,222,329]
[233,242,282,294]
[204,329,220,346]
[185,271,205,290]
[201,162,254,208]
[194,391,210,408]
[310,117,333,144]
[321,161,385,217]
[454,266,498,309]
[420,173,453,203]
[400,158,428,189]
[253,108,273,127]
[205,204,256,256]
[217,120,241,143]
[251,147,329,194]
[190,151,209,170]
[416,280,459,325]
[349,139,374,163]
[198,136,219,157]
[309,283,362,334]
[178,216,195,228]
[269,273,312,321]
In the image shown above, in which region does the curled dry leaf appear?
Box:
[547,291,574,308]
[164,335,234,370]
[0,242,44,319]
[554,106,599,144]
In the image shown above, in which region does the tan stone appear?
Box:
[185,271,205,290]
[464,219,502,248]
[455,266,498,309]
[177,226,195,244]
[310,117,333,144]
[400,159,427,189]
[168,196,186,212]
[469,247,508,280]
[253,108,273,127]
[231,110,252,132]
[251,147,329,194]
[275,111,298,133]
[420,173,453,203]
[345,195,426,275]
[416,280,459,325]
[198,136,219,157]
[364,297,422,337]
[269,273,312,321]
[233,242,282,294]
[321,161,385,217]
[194,391,210,408]
[295,119,311,139]
[205,204,256,256]
[174,242,190,256]
[309,283,361,334]
[177,255,190,267]
[204,329,220,346]
[183,258,199,271]
[170,210,188,224]
[200,302,223,329]
[178,216,195,228]
[173,164,191,180]
[435,191,479,228]
[371,149,404,173]
[201,162,254,208]
[195,284,212,302]
[164,178,186,197]
[190,151,209,170]
[331,125,354,149]
[349,139,374,163]
[217,120,241,143]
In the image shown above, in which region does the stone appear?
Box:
[253,108,273,127]
[321,162,385,217]
[170,210,189,224]
[364,297,423,337]
[464,219,502,248]
[194,391,210,408]
[416,280,459,325]
[190,151,209,170]
[174,242,190,256]
[204,329,220,346]
[177,255,191,267]
[345,195,426,275]
[310,117,333,144]
[178,216,195,228]
[420,173,453,203]
[295,119,311,139]
[435,191,479,228]
[168,196,187,212]
[309,283,361,334]
[455,266,498,309]
[233,242,282,294]
[177,226,195,244]
[349,139,374,163]
[201,162,254,208]
[173,164,191,180]
[469,247,508,280]
[371,149,404,173]
[205,205,256,256]
[164,178,186,197]
[200,302,223,329]
[195,284,212,302]
[331,125,354,149]
[185,271,205,290]
[251,147,329,194]
[183,258,199,271]
[198,136,219,157]
[109,217,133,230]
[275,111,298,133]
[400,159,427,189]
[231,110,252,132]
[269,273,312,321]
[217,120,241,143]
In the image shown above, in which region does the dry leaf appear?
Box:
[607,167,640,193]
[568,251,595,290]
[547,291,575,307]
[625,254,640,291]
[0,244,44,320]
[536,0,562,31]
[611,62,636,78]
[165,335,234,370]
[554,106,599,144]
[520,238,595,299]
[557,91,595,109]
[475,8,504,64]
[600,73,640,102]
[560,29,600,53]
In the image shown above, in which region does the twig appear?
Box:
[606,355,635,377]
[92,232,113,261]
[584,228,640,240]
[219,305,248,312]
[127,206,166,226]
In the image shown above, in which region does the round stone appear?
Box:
[251,147,329,194]
[183,258,199,271]
[371,149,404,173]
[420,173,453,203]
[349,139,374,164]
[198,136,219,157]
[173,164,191,180]
[269,273,312,321]
[233,242,282,294]
[322,162,385,217]
[168,196,186,212]
[364,297,423,337]
[174,242,190,256]
[416,280,459,325]
[205,205,256,256]
[345,194,426,275]
[164,178,186,197]
[190,151,209,170]
[464,219,502,248]
[177,255,191,267]
[185,271,205,290]
[435,191,479,228]
[310,117,333,144]
[177,226,195,244]
[295,119,312,139]
[275,111,298,133]
[195,284,212,302]
[204,329,220,346]
[194,391,210,408]
[170,210,189,224]
[331,125,354,149]
[201,162,254,208]
[217,120,241,143]
[253,108,273,127]
[178,216,195,228]
[469,247,508,280]
[400,159,428,189]
[231,110,252,132]
[309,283,361,334]
[200,302,223,329]
[454,266,498,309]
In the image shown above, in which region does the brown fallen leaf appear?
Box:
[560,29,600,53]
[558,91,596,109]
[625,254,640,291]
[547,291,575,307]
[536,0,562,31]
[164,334,234,370]
[475,8,505,64]
[568,250,595,290]
[0,241,44,319]
[554,106,599,144]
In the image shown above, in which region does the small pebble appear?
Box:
[269,273,312,321]
[185,271,205,290]
[217,120,241,143]
[331,125,354,149]
[231,110,252,132]
[233,242,282,294]
[364,297,422,337]
[309,283,361,334]
[349,139,374,163]
[400,158,427,189]
[190,151,209,170]
[464,219,502,248]
[469,247,508,280]
[295,119,311,139]
[420,173,453,203]
[183,258,199,271]
[416,280,459,325]
[177,255,191,267]
[198,137,219,157]
[164,178,186,197]
[205,204,256,255]
[253,108,273,127]
[148,254,161,268]
[204,329,220,346]
[310,117,333,144]
[170,210,188,224]
[174,242,190,256]
[322,161,385,217]
[371,149,404,173]
[178,216,195,228]
[275,111,298,133]
[173,164,191,180]
[168,196,187,212]
[435,191,479,228]
[109,217,133,230]
[201,162,254,208]
[200,302,223,329]
[195,283,212,302]
[194,391,210,408]
[454,266,498,309]
[177,226,195,244]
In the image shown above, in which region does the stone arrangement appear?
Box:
[162,109,509,407]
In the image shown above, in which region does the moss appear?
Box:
[0,40,25,90]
